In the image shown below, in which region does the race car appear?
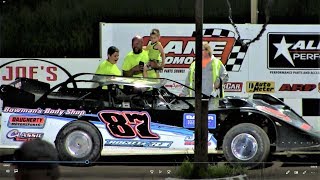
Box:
[0,73,319,168]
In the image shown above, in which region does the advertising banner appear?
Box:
[100,23,320,126]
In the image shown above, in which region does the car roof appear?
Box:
[69,73,168,88]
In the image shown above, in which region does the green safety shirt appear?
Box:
[95,60,122,76]
[188,58,224,97]
[147,41,162,62]
[122,50,157,78]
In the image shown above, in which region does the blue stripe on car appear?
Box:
[6,112,217,143]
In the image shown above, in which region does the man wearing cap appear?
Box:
[122,36,158,78]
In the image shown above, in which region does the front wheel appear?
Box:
[55,121,102,166]
[222,123,270,169]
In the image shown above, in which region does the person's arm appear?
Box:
[214,62,229,89]
[157,43,166,70]
[143,45,150,50]
[142,64,149,77]
[219,63,229,84]
[180,68,191,97]
[123,65,142,77]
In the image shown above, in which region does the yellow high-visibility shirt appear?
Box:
[122,50,157,78]
[147,41,162,62]
[95,60,121,76]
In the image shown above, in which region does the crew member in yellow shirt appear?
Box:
[122,36,157,78]
[95,46,121,76]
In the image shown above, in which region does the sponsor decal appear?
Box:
[104,139,172,148]
[98,110,159,139]
[246,81,275,93]
[6,129,44,142]
[184,134,216,146]
[164,82,184,89]
[268,33,320,74]
[8,115,46,129]
[279,84,317,91]
[300,123,312,131]
[183,113,216,129]
[143,28,249,71]
[0,59,73,83]
[223,82,243,92]
[256,106,291,122]
[3,107,86,118]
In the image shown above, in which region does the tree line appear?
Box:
[0,0,318,58]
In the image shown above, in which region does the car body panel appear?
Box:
[0,73,319,156]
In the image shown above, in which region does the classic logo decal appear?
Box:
[6,129,44,142]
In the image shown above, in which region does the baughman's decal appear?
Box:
[8,115,46,129]
[3,107,86,118]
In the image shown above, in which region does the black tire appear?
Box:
[55,120,102,166]
[222,123,270,169]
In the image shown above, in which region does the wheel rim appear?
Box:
[231,133,258,161]
[65,131,93,158]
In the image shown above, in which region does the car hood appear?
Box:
[185,94,318,138]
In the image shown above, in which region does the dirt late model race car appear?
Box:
[0,73,320,168]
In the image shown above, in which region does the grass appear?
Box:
[175,160,247,179]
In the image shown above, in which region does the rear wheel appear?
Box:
[222,123,270,169]
[55,121,102,166]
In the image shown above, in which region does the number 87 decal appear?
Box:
[98,110,159,139]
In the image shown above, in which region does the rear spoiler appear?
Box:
[252,93,287,107]
[17,78,50,93]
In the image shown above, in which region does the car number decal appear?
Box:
[98,110,159,139]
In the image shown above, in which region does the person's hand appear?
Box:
[132,64,143,72]
[213,80,220,89]
[143,64,148,72]
[149,60,159,69]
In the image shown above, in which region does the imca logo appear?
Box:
[268,33,320,69]
[143,29,250,71]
